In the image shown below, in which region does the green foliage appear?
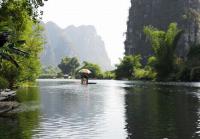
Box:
[0,61,19,88]
[144,23,184,80]
[143,23,200,81]
[38,74,56,79]
[16,87,40,139]
[58,57,80,76]
[147,56,156,67]
[115,55,141,79]
[39,66,61,79]
[17,87,40,102]
[0,0,47,22]
[0,0,45,87]
[115,54,157,80]
[79,61,103,79]
[42,66,60,75]
[57,72,64,78]
[133,56,157,80]
[164,44,200,81]
[17,23,44,84]
[103,71,116,79]
[180,44,200,81]
[187,44,200,67]
[0,76,8,89]
[134,67,157,80]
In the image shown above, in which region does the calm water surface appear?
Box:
[1,79,200,139]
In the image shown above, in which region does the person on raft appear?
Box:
[81,73,89,85]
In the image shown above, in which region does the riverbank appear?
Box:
[0,90,19,114]
[0,101,19,114]
[0,90,16,101]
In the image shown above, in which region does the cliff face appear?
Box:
[41,22,72,66]
[125,0,200,61]
[62,25,112,71]
[40,22,112,71]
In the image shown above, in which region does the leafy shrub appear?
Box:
[115,55,141,79]
[144,23,183,80]
[0,76,8,89]
[78,61,103,79]
[103,71,116,79]
[134,67,157,80]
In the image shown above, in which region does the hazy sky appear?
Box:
[42,0,130,65]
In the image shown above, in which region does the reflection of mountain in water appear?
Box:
[41,22,112,71]
[125,85,200,139]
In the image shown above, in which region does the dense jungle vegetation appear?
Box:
[116,23,200,81]
[0,0,47,88]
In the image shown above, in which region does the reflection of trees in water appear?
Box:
[0,87,40,139]
[125,85,200,139]
[16,87,40,103]
[17,110,40,139]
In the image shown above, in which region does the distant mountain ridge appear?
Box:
[40,21,112,71]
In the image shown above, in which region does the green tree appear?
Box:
[103,71,115,79]
[187,44,200,67]
[17,23,44,84]
[115,55,141,79]
[79,61,103,79]
[58,57,80,76]
[185,44,200,81]
[135,56,157,80]
[0,0,45,87]
[0,76,8,89]
[144,23,184,80]
[0,22,44,87]
[0,0,47,22]
[42,66,60,75]
[40,66,61,79]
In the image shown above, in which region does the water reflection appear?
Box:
[1,80,200,139]
[36,80,127,138]
[125,84,200,139]
[0,87,40,139]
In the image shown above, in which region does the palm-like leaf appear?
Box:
[0,31,29,67]
[172,30,184,50]
[0,32,9,48]
[0,52,19,68]
[7,44,29,57]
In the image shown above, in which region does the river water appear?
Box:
[1,79,200,139]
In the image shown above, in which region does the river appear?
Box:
[1,79,200,139]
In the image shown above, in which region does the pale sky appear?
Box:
[41,0,130,65]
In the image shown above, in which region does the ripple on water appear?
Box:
[31,80,128,139]
[3,79,200,139]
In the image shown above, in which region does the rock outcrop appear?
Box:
[125,0,200,62]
